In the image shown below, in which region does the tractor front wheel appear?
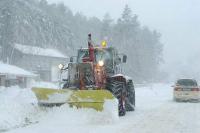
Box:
[119,89,126,116]
[106,78,127,116]
[125,80,135,111]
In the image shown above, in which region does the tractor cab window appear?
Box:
[77,48,115,73]
[95,48,114,73]
[77,49,89,63]
[95,49,112,63]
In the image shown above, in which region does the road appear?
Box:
[1,83,200,133]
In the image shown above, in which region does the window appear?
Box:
[177,79,198,86]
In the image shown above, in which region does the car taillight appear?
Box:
[191,88,200,91]
[175,87,182,91]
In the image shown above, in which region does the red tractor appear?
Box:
[61,34,135,116]
[32,34,135,116]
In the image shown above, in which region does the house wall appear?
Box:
[4,76,24,88]
[0,75,6,86]
[2,76,29,88]
[16,76,27,88]
[51,65,60,82]
[12,49,67,81]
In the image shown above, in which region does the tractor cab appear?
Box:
[32,34,135,117]
[76,46,125,75]
[61,34,127,90]
[65,46,126,89]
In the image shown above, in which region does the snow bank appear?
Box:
[0,86,39,131]
[0,82,60,131]
[4,83,200,133]
[0,83,119,132]
[135,83,172,110]
[38,103,119,127]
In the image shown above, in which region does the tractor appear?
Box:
[32,34,135,116]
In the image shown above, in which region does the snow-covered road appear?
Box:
[1,83,200,133]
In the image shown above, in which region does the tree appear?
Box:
[100,13,113,42]
[39,0,48,7]
[111,5,163,82]
[0,0,163,82]
[0,0,14,63]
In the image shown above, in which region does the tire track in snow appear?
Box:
[118,101,200,133]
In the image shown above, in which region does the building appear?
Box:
[0,62,36,88]
[11,43,68,82]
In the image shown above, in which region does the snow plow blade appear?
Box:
[32,87,116,111]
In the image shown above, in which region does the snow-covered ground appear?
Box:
[0,83,200,133]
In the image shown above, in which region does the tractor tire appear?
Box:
[125,80,135,111]
[119,86,126,116]
[106,78,126,116]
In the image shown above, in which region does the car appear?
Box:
[173,79,200,102]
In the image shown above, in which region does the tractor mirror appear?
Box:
[123,55,127,63]
[70,57,74,62]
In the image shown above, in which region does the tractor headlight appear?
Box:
[98,60,104,67]
[58,64,64,70]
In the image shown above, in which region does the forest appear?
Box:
[0,0,163,82]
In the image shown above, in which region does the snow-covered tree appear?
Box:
[0,1,163,82]
[100,13,113,42]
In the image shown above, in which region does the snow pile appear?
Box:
[14,43,67,58]
[0,84,119,132]
[40,92,72,103]
[38,103,119,127]
[83,99,119,125]
[135,83,172,110]
[0,86,39,131]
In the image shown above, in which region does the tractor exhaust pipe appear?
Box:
[88,34,94,62]
[88,33,92,46]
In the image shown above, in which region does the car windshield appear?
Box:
[176,79,198,86]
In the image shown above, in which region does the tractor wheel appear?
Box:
[125,80,135,111]
[106,79,126,116]
[119,87,126,116]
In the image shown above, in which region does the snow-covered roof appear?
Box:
[14,43,67,58]
[0,62,36,77]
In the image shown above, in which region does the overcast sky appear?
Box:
[47,0,200,76]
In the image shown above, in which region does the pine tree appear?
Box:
[0,0,14,63]
[100,13,113,42]
[0,0,163,82]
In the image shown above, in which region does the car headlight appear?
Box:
[98,60,104,67]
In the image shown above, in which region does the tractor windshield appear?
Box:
[77,47,120,74]
[95,49,112,62]
[77,48,114,66]
[96,49,114,73]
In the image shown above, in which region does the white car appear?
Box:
[173,79,200,102]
